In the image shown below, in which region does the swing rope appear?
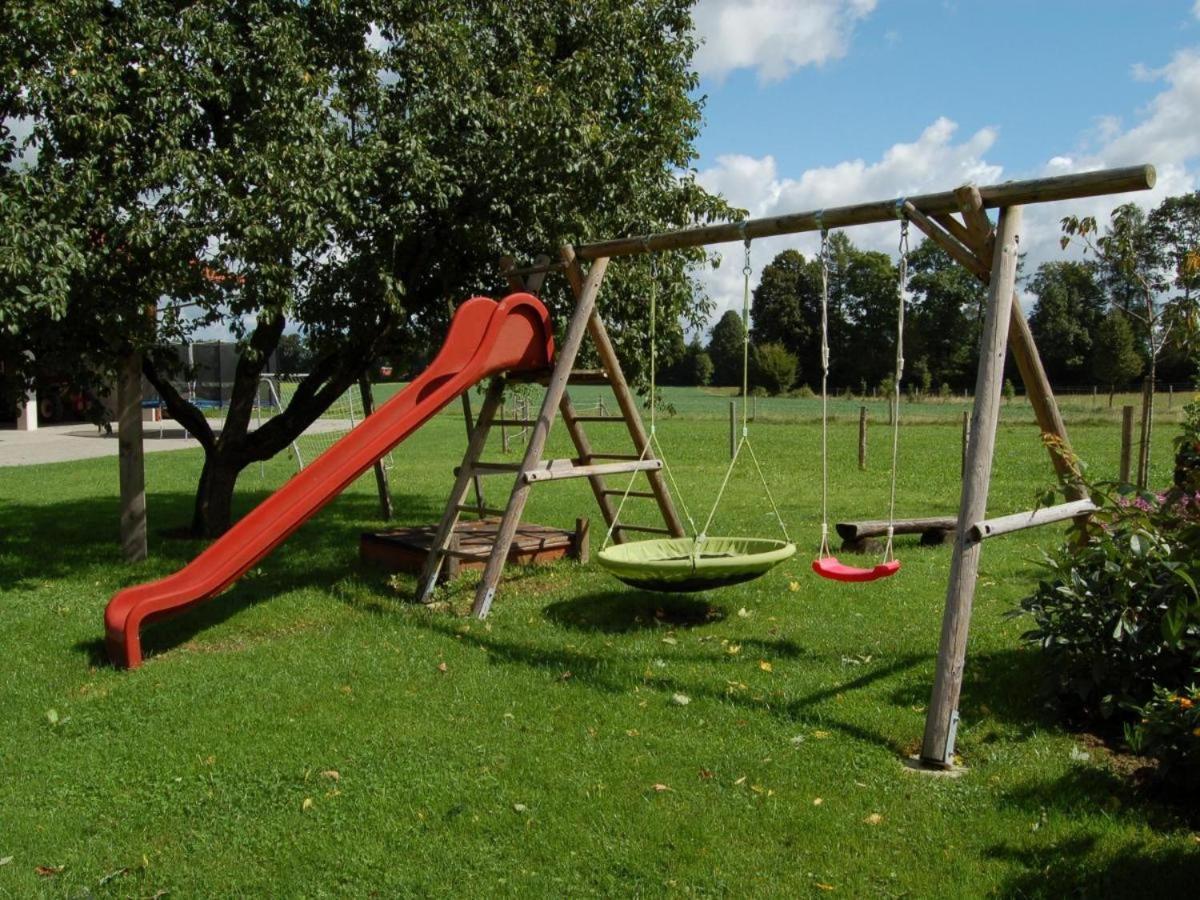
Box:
[817,218,832,559]
[816,210,908,568]
[701,238,791,546]
[883,210,909,562]
[602,254,698,551]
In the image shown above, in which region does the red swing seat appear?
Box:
[812,556,901,583]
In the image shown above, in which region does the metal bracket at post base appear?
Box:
[917,710,961,770]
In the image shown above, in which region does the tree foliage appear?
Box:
[2,0,729,535]
[707,309,745,388]
[753,342,797,395]
[1028,261,1107,384]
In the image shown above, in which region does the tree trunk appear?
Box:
[1137,370,1154,490]
[191,451,247,538]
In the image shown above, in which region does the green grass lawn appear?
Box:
[2,391,1198,896]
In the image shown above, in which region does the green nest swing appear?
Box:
[594,242,795,594]
[598,536,796,593]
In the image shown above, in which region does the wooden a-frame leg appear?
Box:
[415,378,506,603]
[471,254,611,618]
[920,205,1023,768]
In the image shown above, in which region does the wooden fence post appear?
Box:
[1120,405,1134,484]
[921,205,1022,769]
[858,406,867,471]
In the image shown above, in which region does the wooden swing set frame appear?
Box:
[417,163,1155,770]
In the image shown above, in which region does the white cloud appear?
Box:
[693,47,1200,332]
[692,0,877,83]
[695,118,1002,320]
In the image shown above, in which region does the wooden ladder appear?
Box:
[413,252,684,612]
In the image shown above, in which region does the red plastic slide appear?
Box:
[105,293,554,668]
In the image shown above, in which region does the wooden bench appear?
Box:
[835,517,957,554]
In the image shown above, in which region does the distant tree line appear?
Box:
[668,192,1199,398]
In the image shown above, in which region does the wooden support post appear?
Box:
[574,516,590,565]
[471,254,611,618]
[117,351,148,562]
[961,410,969,478]
[858,406,867,470]
[1120,405,1134,484]
[920,205,1022,769]
[358,376,393,521]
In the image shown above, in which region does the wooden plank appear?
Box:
[931,212,976,249]
[836,517,957,541]
[575,166,1154,260]
[921,204,1023,769]
[583,452,642,461]
[969,500,1097,542]
[470,253,612,618]
[903,201,991,280]
[523,458,663,484]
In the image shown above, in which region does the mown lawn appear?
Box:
[2,392,1198,897]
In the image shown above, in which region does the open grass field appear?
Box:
[2,390,1198,896]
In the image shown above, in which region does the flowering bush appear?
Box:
[1127,683,1200,791]
[1019,491,1200,724]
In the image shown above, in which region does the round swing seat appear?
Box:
[597,537,797,593]
[812,556,901,583]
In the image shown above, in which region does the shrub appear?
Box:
[1019,493,1200,724]
[752,343,798,395]
[793,384,815,399]
[1174,397,1200,493]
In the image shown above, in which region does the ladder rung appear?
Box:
[524,458,662,484]
[569,415,626,423]
[615,525,673,535]
[493,418,537,427]
[601,490,656,499]
[454,505,507,516]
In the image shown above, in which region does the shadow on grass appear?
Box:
[1,483,445,665]
[544,591,726,632]
[408,610,924,753]
[985,768,1200,895]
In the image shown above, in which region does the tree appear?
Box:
[838,243,899,392]
[1092,311,1143,404]
[905,241,986,391]
[5,0,729,535]
[707,310,745,388]
[1028,261,1106,384]
[691,348,714,387]
[1147,192,1200,384]
[753,343,797,395]
[274,334,313,378]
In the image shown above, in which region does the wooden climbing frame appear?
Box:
[417,163,1156,770]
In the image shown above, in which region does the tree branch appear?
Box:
[143,355,216,451]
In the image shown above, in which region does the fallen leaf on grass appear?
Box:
[560,671,572,681]
[0,857,10,866]
[436,662,448,673]
[726,644,742,656]
[670,693,690,706]
[35,866,62,877]
[320,770,340,782]
[788,581,800,592]
[661,636,678,646]
[302,798,314,812]
[734,775,747,785]
[758,660,773,672]
[698,769,714,780]
[513,803,528,813]
[625,729,640,737]
[737,607,751,618]
[864,813,883,825]
[812,730,830,739]
[815,882,835,891]
[813,797,823,806]
[651,783,672,793]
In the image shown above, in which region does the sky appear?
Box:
[687,0,1200,324]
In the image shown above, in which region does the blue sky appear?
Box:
[686,0,1200,318]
